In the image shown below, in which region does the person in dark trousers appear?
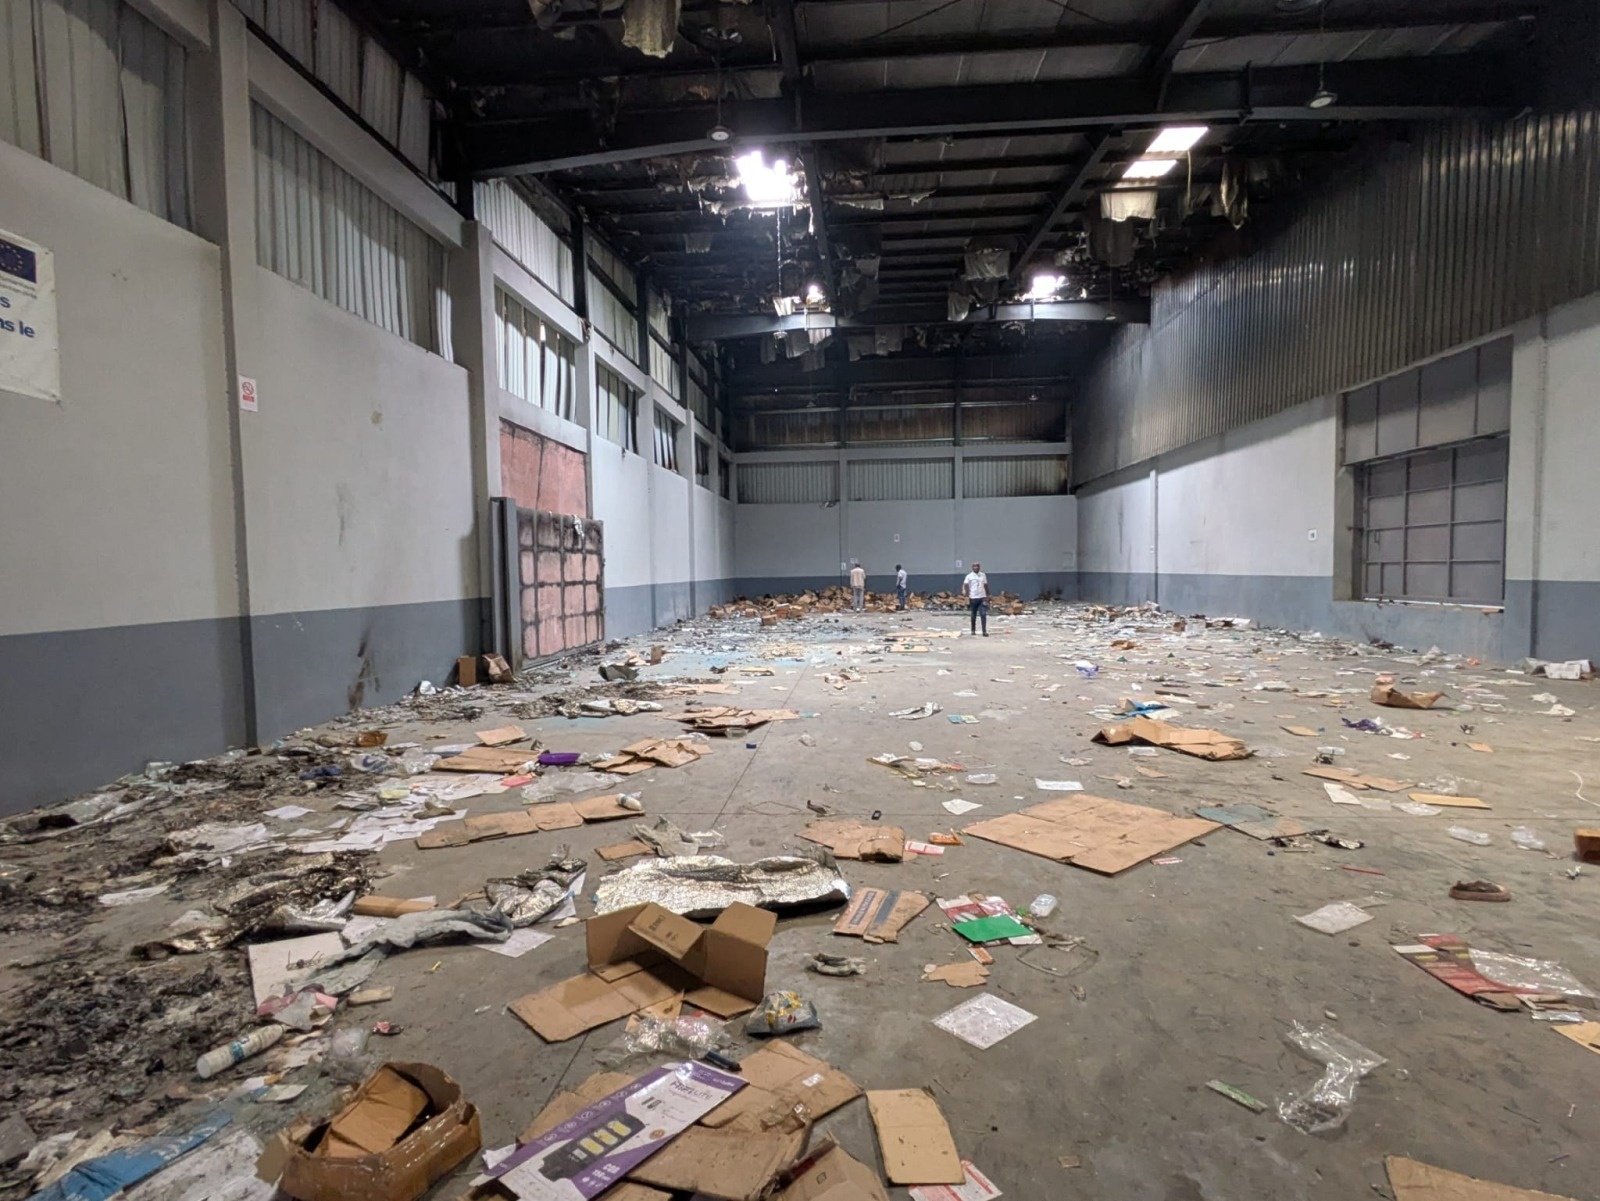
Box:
[895,564,908,610]
[962,563,989,636]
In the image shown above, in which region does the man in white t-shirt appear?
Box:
[849,562,866,612]
[962,563,989,636]
[895,564,908,611]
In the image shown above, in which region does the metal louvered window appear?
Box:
[495,288,576,421]
[596,364,638,452]
[1,0,190,227]
[653,406,681,471]
[474,179,575,303]
[252,102,447,352]
[1358,437,1507,605]
[737,461,839,504]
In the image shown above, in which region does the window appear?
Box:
[694,437,710,488]
[653,406,681,471]
[596,364,638,452]
[1358,438,1507,604]
[2,0,190,227]
[719,456,732,500]
[252,104,447,352]
[495,289,576,420]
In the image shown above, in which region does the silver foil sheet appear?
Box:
[593,852,851,918]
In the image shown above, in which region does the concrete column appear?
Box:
[450,224,501,645]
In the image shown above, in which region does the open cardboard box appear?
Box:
[510,902,776,1042]
[262,1062,480,1201]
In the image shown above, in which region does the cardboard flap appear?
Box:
[779,1144,890,1201]
[518,1072,641,1144]
[627,1127,801,1201]
[318,1066,429,1158]
[509,974,640,1043]
[587,905,659,969]
[711,902,779,946]
[627,905,705,962]
[1385,1156,1577,1201]
[699,924,770,1004]
[865,1090,962,1186]
[684,983,761,1019]
[703,1043,862,1133]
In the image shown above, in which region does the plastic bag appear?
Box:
[1510,826,1547,851]
[744,990,821,1038]
[965,773,998,786]
[1447,826,1492,846]
[521,771,625,803]
[1469,950,1596,998]
[600,1014,729,1064]
[1277,1021,1386,1134]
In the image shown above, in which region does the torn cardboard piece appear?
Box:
[475,726,528,747]
[1371,684,1444,710]
[1408,791,1490,809]
[1196,802,1309,841]
[485,1063,745,1201]
[964,795,1219,875]
[833,888,930,943]
[778,1141,889,1201]
[435,747,540,774]
[628,1126,801,1201]
[1091,716,1250,761]
[866,1090,963,1186]
[669,707,801,735]
[1552,1021,1600,1058]
[595,739,710,774]
[597,840,654,861]
[922,962,991,988]
[267,1062,480,1201]
[701,1041,862,1134]
[802,820,906,862]
[417,797,633,849]
[1385,1156,1578,1201]
[1302,766,1409,792]
[510,902,775,1042]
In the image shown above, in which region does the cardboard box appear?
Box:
[510,903,776,1042]
[865,1090,963,1186]
[1091,716,1250,761]
[269,1062,480,1201]
[457,656,478,686]
[778,1141,889,1201]
[484,654,514,684]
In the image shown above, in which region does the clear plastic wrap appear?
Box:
[1277,1021,1386,1134]
[597,1013,730,1065]
[1469,950,1596,998]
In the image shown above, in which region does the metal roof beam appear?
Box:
[466,54,1517,175]
[686,299,1148,340]
[1007,134,1116,287]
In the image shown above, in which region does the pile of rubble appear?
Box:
[711,586,1027,620]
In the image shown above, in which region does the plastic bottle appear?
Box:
[1030,894,1059,918]
[195,1023,285,1079]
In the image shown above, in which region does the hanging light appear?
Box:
[1306,4,1336,108]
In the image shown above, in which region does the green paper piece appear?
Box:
[952,915,1031,943]
[1205,1080,1267,1113]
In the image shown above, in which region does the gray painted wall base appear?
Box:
[733,572,1077,602]
[250,598,483,741]
[0,617,249,815]
[606,579,740,639]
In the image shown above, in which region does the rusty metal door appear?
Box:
[515,509,604,662]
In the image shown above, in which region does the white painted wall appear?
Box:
[961,496,1078,575]
[848,501,956,578]
[1520,291,1600,584]
[590,442,653,589]
[0,143,237,635]
[1153,398,1335,578]
[691,487,733,583]
[649,464,692,585]
[245,269,477,614]
[1077,471,1155,577]
[735,503,843,581]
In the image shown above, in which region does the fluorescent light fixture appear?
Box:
[1146,125,1207,155]
[805,283,825,305]
[1023,273,1066,301]
[735,150,799,208]
[1122,158,1179,180]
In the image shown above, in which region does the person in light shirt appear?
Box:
[849,561,866,612]
[961,563,989,636]
[895,564,908,611]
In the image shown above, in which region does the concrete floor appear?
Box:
[11,601,1600,1200]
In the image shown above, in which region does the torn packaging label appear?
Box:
[832,888,930,942]
[510,903,776,1042]
[486,1063,745,1201]
[801,820,905,862]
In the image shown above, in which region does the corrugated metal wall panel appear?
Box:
[474,179,576,304]
[963,402,1065,443]
[964,455,1070,498]
[588,268,639,361]
[737,461,839,504]
[263,0,311,65]
[845,404,955,445]
[1075,111,1600,484]
[358,39,401,144]
[849,458,955,501]
[736,408,840,450]
[312,0,360,109]
[1,0,43,154]
[397,71,429,171]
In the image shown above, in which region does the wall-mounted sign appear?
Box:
[0,228,59,403]
[239,375,258,412]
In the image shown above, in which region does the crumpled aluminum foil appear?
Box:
[486,878,569,926]
[593,851,850,918]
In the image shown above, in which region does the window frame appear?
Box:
[652,405,682,471]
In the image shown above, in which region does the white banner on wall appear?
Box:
[0,227,60,403]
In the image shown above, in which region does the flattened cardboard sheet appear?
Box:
[865,1090,962,1186]
[964,795,1219,875]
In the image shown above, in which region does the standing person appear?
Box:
[962,562,989,636]
[849,561,866,612]
[895,564,908,611]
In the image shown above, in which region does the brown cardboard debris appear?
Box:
[701,1041,862,1134]
[269,1062,480,1201]
[1371,684,1444,710]
[1576,828,1600,863]
[1134,765,1168,779]
[596,738,711,773]
[474,725,527,747]
[509,902,775,1041]
[1469,742,1494,753]
[628,1126,802,1201]
[1302,766,1409,792]
[456,656,478,686]
[1551,1021,1600,1058]
[1091,716,1250,761]
[778,1141,889,1201]
[348,987,394,1006]
[964,795,1219,875]
[832,888,930,942]
[665,683,742,695]
[434,747,539,774]
[802,820,906,862]
[669,707,801,734]
[518,1071,639,1143]
[921,961,990,988]
[1282,726,1320,737]
[1408,792,1490,809]
[597,839,655,861]
[865,1090,963,1186]
[417,796,633,848]
[352,896,433,918]
[483,654,513,683]
[1385,1156,1578,1201]
[355,730,388,747]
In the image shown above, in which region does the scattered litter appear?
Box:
[32,1111,233,1201]
[1296,901,1375,935]
[1206,1080,1268,1113]
[1447,826,1493,846]
[1276,1021,1386,1133]
[1450,880,1511,902]
[834,887,930,942]
[1033,780,1083,791]
[1510,826,1547,851]
[593,852,849,917]
[807,952,867,977]
[922,961,991,988]
[909,1162,1004,1201]
[745,990,822,1037]
[1371,684,1444,709]
[867,1090,963,1186]
[942,799,982,816]
[893,702,944,720]
[932,993,1039,1049]
[1092,717,1250,760]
